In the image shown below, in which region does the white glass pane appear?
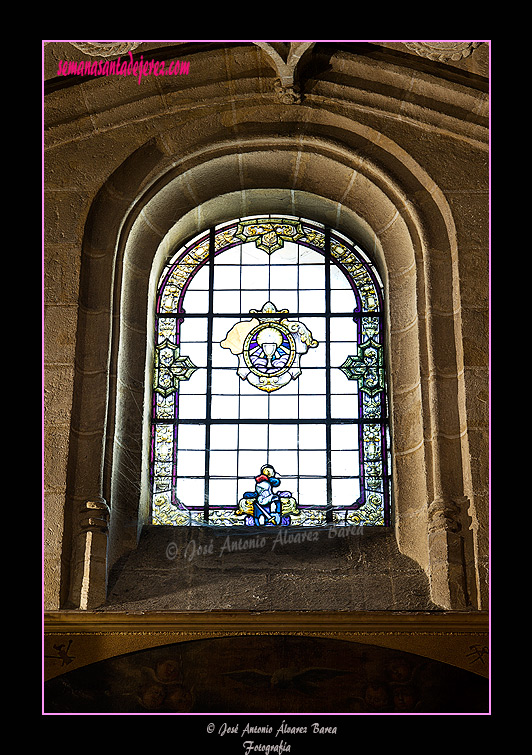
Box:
[178,369,207,394]
[299,247,324,264]
[239,423,268,450]
[330,265,353,289]
[213,290,241,313]
[216,246,241,264]
[298,477,326,502]
[269,395,298,419]
[240,394,269,419]
[238,476,256,499]
[302,317,326,342]
[240,265,264,290]
[180,318,208,342]
[332,478,361,505]
[176,342,206,368]
[176,450,205,476]
[331,394,359,419]
[275,377,298,395]
[330,342,352,367]
[299,265,325,290]
[210,395,239,418]
[209,478,237,502]
[175,478,204,507]
[331,289,357,313]
[210,424,239,450]
[331,424,359,451]
[269,290,299,313]
[270,265,298,290]
[214,266,239,289]
[299,450,327,476]
[241,290,269,313]
[330,369,357,394]
[299,424,326,450]
[268,424,298,450]
[299,368,326,394]
[272,241,298,264]
[187,265,210,290]
[330,317,357,342]
[238,450,269,477]
[241,242,269,265]
[177,424,206,450]
[300,342,326,367]
[211,368,240,394]
[299,289,325,313]
[212,340,238,367]
[239,378,262,395]
[182,290,209,313]
[271,450,298,477]
[331,450,359,476]
[299,395,326,419]
[209,450,238,476]
[178,395,206,419]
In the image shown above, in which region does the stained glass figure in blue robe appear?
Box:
[236,464,298,526]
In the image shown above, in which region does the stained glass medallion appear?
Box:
[150,216,391,528]
[221,301,318,393]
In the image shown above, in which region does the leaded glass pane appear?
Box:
[150,216,391,527]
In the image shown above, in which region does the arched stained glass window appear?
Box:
[150,216,391,527]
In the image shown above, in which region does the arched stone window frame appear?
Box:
[65,123,479,612]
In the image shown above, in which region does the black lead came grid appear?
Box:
[151,216,391,526]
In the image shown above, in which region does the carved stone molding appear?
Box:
[70,42,142,58]
[404,42,482,62]
[44,610,489,682]
[255,42,315,103]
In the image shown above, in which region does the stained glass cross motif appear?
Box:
[234,218,305,253]
[340,339,385,396]
[153,339,198,397]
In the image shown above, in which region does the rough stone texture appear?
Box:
[105,526,438,612]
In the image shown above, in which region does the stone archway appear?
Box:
[67,117,475,611]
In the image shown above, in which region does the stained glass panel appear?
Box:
[150,216,391,527]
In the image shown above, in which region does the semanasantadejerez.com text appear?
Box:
[56,52,190,84]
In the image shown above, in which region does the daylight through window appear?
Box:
[150,216,391,527]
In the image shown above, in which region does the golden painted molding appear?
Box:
[70,42,142,57]
[44,610,489,682]
[404,42,482,62]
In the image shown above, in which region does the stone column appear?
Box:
[77,498,111,609]
[427,497,471,609]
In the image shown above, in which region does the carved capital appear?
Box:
[79,498,110,534]
[256,42,315,104]
[428,498,462,534]
[273,78,302,105]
